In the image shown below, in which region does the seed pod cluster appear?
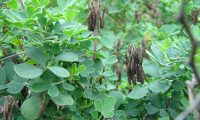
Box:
[87,0,105,32]
[126,44,145,84]
[114,40,123,81]
[191,9,199,24]
[87,0,96,31]
[100,8,106,28]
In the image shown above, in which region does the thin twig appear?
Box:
[18,0,25,9]
[176,0,200,119]
[176,94,200,120]
[178,0,200,84]
[0,52,24,62]
[92,0,101,59]
[93,0,100,35]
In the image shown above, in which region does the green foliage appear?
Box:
[14,63,44,79]
[52,92,74,106]
[48,66,70,78]
[128,86,148,99]
[20,96,42,120]
[56,52,79,62]
[0,0,199,119]
[94,96,116,118]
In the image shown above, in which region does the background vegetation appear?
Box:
[0,0,200,120]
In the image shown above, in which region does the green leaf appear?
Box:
[62,83,75,91]
[90,111,99,119]
[14,63,44,79]
[48,66,70,78]
[128,86,148,99]
[57,0,73,9]
[191,25,200,39]
[94,96,116,118]
[51,43,61,54]
[30,78,51,92]
[4,62,15,80]
[94,99,103,112]
[32,0,40,6]
[25,47,47,66]
[94,58,104,71]
[102,96,116,118]
[65,9,79,22]
[6,0,19,9]
[0,85,7,90]
[52,93,74,106]
[193,0,200,7]
[181,97,189,107]
[160,109,170,117]
[72,115,85,120]
[7,81,25,94]
[145,104,159,115]
[0,67,7,84]
[151,44,164,63]
[84,88,100,100]
[20,96,42,120]
[158,117,170,120]
[105,55,118,65]
[3,10,27,23]
[114,110,127,120]
[103,111,115,118]
[56,52,78,62]
[77,64,86,74]
[109,91,123,109]
[161,24,180,35]
[32,0,49,6]
[57,0,66,8]
[26,5,38,16]
[13,74,28,82]
[48,85,59,97]
[143,60,160,77]
[168,108,178,118]
[148,80,171,93]
[127,100,139,117]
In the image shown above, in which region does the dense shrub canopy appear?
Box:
[0,0,200,120]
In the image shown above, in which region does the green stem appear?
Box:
[98,114,103,120]
[52,80,66,85]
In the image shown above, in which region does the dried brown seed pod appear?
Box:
[191,9,199,24]
[126,44,145,85]
[100,8,106,28]
[87,1,96,31]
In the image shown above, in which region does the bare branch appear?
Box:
[178,0,200,84]
[176,0,200,119]
[176,94,200,120]
[0,52,24,62]
[18,0,25,9]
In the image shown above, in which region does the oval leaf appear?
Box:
[128,86,148,99]
[20,96,42,120]
[145,104,159,115]
[94,99,103,112]
[14,63,44,79]
[52,93,74,106]
[148,80,171,93]
[151,44,164,63]
[7,82,25,94]
[48,85,59,97]
[105,55,118,65]
[62,83,75,91]
[25,47,47,66]
[48,66,70,78]
[30,78,51,92]
[56,52,78,62]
